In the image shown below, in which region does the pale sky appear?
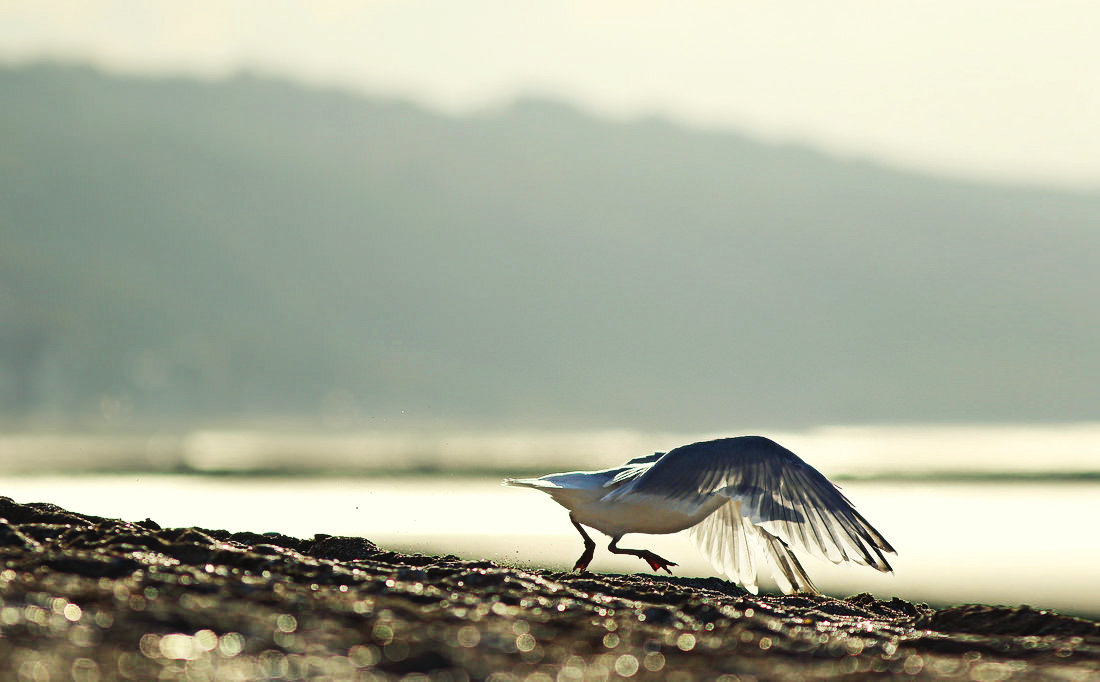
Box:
[3,0,1099,190]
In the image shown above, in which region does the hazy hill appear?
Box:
[2,63,1099,430]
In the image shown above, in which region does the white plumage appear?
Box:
[504,435,895,594]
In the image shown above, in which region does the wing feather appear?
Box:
[689,500,820,594]
[687,500,759,593]
[757,527,818,594]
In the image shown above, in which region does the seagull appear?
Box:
[504,435,895,594]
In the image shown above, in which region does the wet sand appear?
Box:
[1,496,1098,680]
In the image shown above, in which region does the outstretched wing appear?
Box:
[608,436,895,573]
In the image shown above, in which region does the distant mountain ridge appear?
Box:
[2,62,1099,429]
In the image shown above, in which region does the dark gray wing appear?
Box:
[606,436,895,572]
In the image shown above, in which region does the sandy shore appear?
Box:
[1,495,1097,680]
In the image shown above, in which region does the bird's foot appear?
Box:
[640,551,677,574]
[572,559,590,572]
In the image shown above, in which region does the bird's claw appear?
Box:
[643,553,677,574]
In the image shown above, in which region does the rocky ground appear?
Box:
[1,495,1098,680]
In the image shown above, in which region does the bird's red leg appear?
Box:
[607,536,678,574]
[570,514,596,572]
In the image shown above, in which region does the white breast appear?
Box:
[566,492,727,537]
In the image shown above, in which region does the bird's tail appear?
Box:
[502,477,549,489]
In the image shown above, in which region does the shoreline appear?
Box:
[2,495,1098,679]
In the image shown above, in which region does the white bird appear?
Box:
[504,435,895,594]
